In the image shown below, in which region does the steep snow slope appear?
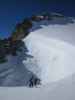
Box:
[24,19,75,85]
[0,17,75,100]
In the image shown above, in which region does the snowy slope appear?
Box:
[0,74,74,100]
[0,17,75,100]
[24,18,75,85]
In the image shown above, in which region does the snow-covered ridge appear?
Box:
[0,13,75,87]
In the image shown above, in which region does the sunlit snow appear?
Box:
[0,17,75,100]
[24,21,75,85]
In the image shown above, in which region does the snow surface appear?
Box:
[24,18,75,85]
[0,17,75,99]
[0,74,74,100]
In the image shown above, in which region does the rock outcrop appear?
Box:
[0,12,64,63]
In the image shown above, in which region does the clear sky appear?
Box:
[0,0,75,39]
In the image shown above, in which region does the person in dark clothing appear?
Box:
[29,76,41,87]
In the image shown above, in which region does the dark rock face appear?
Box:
[0,39,23,63]
[12,18,32,41]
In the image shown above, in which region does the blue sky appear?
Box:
[0,0,75,39]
